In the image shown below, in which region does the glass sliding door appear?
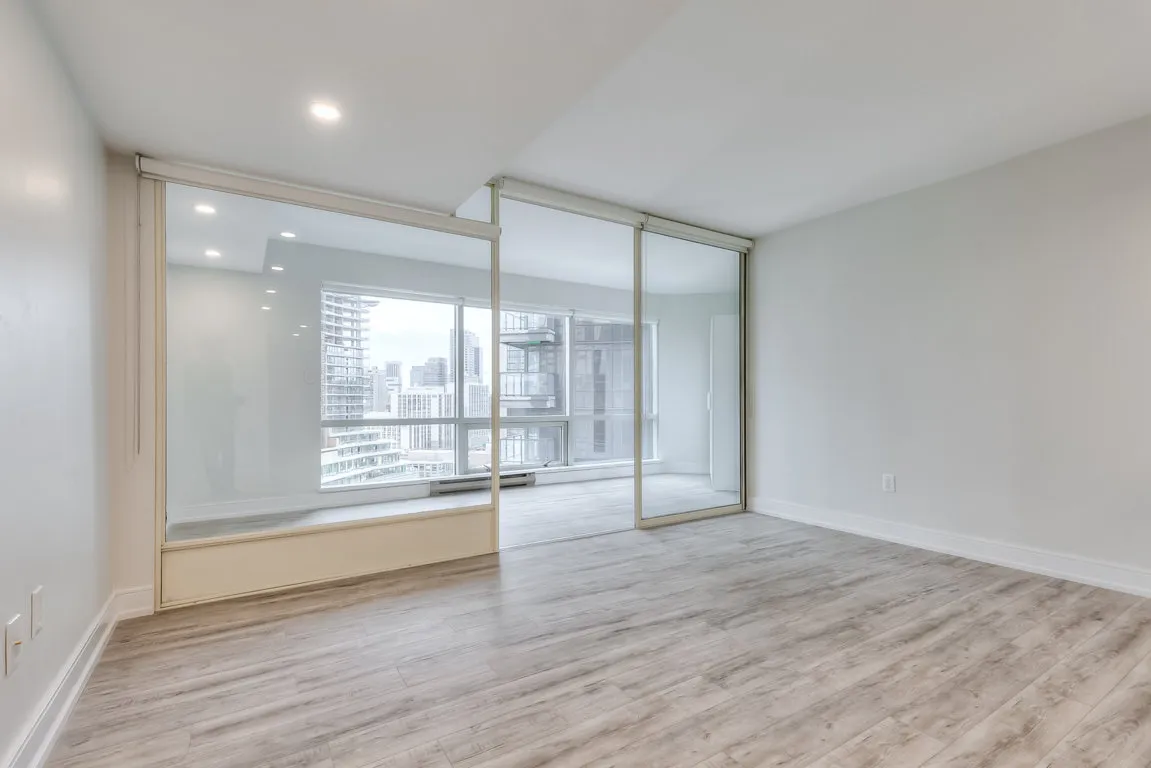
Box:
[640,231,742,521]
[496,197,637,546]
[163,182,493,544]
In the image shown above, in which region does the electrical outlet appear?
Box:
[5,614,25,676]
[31,586,43,638]
[882,473,896,493]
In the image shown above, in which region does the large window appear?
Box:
[319,291,479,488]
[316,289,655,487]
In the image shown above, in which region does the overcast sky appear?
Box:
[367,297,492,385]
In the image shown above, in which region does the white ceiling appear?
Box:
[39,0,1151,236]
[167,184,736,294]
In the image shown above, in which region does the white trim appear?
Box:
[137,156,499,241]
[643,215,753,253]
[535,459,662,485]
[752,498,1151,598]
[498,178,644,227]
[496,178,754,253]
[168,481,436,524]
[160,508,495,606]
[111,587,156,621]
[6,588,155,768]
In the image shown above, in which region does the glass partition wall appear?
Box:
[163,182,494,543]
[496,199,638,546]
[639,232,743,521]
[154,168,745,604]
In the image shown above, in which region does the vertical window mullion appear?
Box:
[564,313,574,467]
[454,302,466,475]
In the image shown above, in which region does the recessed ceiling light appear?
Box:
[292,333,301,337]
[261,306,271,311]
[205,249,221,258]
[280,231,296,238]
[270,265,284,271]
[309,101,341,123]
[194,203,216,215]
[265,289,277,294]
[299,324,308,329]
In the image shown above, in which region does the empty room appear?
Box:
[4,1,1151,767]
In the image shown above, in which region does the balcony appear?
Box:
[500,312,558,346]
[500,371,558,410]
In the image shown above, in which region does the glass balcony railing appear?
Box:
[501,372,557,398]
[500,312,559,345]
[501,312,553,332]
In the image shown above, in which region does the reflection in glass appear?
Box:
[641,232,741,520]
[164,183,492,542]
[496,198,635,546]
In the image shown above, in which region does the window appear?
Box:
[319,290,469,488]
[499,310,565,417]
[317,290,656,489]
[569,315,655,464]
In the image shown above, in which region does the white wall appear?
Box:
[650,292,739,474]
[0,0,109,762]
[751,113,1151,587]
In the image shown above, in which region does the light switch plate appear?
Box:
[5,614,25,676]
[31,586,43,638]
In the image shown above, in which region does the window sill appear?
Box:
[316,458,661,493]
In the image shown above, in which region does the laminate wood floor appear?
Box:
[49,513,1151,768]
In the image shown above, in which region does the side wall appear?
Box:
[0,0,110,762]
[750,114,1151,592]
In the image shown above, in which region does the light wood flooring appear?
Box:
[50,513,1151,768]
[167,473,739,548]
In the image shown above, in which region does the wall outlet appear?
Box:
[5,614,25,676]
[31,586,43,638]
[882,473,896,493]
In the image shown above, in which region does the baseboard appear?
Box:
[111,586,155,621]
[6,588,155,768]
[751,497,1151,598]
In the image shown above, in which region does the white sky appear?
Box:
[367,297,493,386]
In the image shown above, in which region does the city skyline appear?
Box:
[322,289,650,488]
[366,299,492,392]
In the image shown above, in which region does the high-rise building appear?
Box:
[410,365,425,388]
[320,291,413,486]
[320,426,408,487]
[423,356,449,388]
[321,292,377,420]
[570,317,641,463]
[371,369,390,413]
[392,389,455,449]
[371,360,403,413]
[450,329,483,382]
[499,311,564,415]
[465,381,490,419]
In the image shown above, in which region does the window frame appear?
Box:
[317,287,658,492]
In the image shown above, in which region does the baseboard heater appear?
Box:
[429,472,537,495]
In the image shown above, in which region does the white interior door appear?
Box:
[710,314,740,492]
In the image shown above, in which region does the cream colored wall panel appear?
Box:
[160,509,495,606]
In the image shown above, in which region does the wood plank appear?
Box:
[42,513,1151,768]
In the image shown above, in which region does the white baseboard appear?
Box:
[111,586,155,621]
[751,497,1151,598]
[6,587,155,768]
